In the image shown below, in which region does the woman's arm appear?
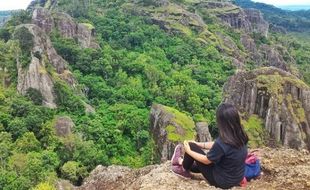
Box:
[190,141,214,150]
[184,141,213,165]
[187,149,213,165]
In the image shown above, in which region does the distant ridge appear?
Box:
[278,5,310,11]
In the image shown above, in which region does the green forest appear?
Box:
[0,0,309,189]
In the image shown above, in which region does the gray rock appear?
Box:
[32,8,99,48]
[195,122,212,142]
[199,2,269,37]
[54,116,75,137]
[223,67,310,150]
[15,24,76,108]
[150,104,196,163]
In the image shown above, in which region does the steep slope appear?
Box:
[224,67,310,150]
[234,0,310,32]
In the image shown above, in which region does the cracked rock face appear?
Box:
[223,67,310,150]
[16,24,75,108]
[150,104,197,163]
[32,8,99,48]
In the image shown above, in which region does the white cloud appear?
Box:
[0,0,33,11]
[253,0,310,6]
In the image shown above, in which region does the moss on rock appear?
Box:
[242,114,266,148]
[163,105,196,142]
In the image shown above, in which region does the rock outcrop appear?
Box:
[195,122,212,142]
[57,148,310,190]
[224,67,310,150]
[127,1,205,35]
[197,2,269,37]
[241,34,291,72]
[32,8,99,48]
[150,104,196,163]
[16,24,75,108]
[54,116,75,137]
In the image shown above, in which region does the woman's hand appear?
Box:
[183,140,191,153]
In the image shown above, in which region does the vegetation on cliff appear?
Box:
[0,0,309,189]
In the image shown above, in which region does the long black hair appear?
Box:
[216,103,248,148]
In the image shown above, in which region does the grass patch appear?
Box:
[242,114,266,148]
[163,106,196,142]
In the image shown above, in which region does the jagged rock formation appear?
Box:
[16,24,75,108]
[32,8,99,48]
[128,0,205,35]
[54,116,75,137]
[150,104,196,162]
[224,67,310,150]
[241,34,291,72]
[197,2,269,37]
[57,148,310,190]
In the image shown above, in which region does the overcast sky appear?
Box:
[1,0,310,11]
[0,0,32,11]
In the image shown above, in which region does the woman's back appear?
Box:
[207,137,247,189]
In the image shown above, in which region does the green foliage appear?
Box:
[26,88,44,105]
[15,132,41,153]
[61,161,87,185]
[13,26,33,68]
[53,80,85,114]
[5,10,32,27]
[0,28,11,42]
[241,115,266,148]
[32,182,56,190]
[164,106,196,142]
[3,0,310,189]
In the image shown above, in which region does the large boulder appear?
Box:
[150,104,196,163]
[195,122,212,142]
[54,116,75,137]
[223,67,310,150]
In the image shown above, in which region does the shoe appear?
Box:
[171,144,182,166]
[171,165,191,179]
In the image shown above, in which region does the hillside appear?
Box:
[0,0,309,189]
[234,0,310,32]
[0,11,12,27]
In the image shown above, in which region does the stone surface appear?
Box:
[32,7,99,48]
[150,104,196,163]
[54,116,75,137]
[198,2,269,37]
[195,122,212,142]
[16,24,77,108]
[58,148,310,190]
[240,34,294,73]
[223,67,310,150]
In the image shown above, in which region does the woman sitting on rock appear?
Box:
[171,103,248,189]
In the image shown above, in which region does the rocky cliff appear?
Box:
[57,148,310,190]
[15,24,75,108]
[32,8,99,48]
[150,104,212,163]
[224,67,310,150]
[197,2,269,37]
[150,104,197,162]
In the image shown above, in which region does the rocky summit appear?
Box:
[57,148,310,190]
